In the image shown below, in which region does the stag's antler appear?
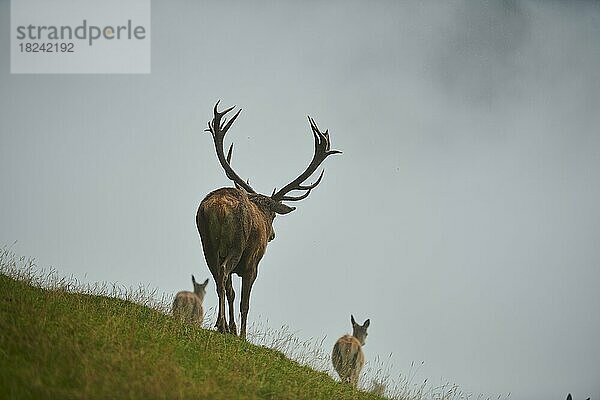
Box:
[271,116,341,202]
[205,101,255,193]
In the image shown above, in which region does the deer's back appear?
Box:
[197,188,251,256]
[332,335,364,374]
[197,187,271,273]
[172,291,204,323]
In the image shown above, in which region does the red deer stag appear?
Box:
[196,101,340,339]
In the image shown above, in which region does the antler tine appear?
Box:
[308,116,341,155]
[298,169,324,190]
[226,143,233,163]
[227,143,242,190]
[280,190,312,202]
[279,170,324,201]
[271,117,341,202]
[213,100,235,117]
[206,101,255,193]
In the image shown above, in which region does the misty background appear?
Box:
[1,1,599,399]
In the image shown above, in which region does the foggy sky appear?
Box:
[1,1,599,399]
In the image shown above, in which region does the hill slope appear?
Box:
[0,272,382,400]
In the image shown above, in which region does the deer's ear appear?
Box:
[192,275,196,284]
[272,202,296,215]
[364,319,370,328]
[351,315,357,326]
[203,278,209,286]
[567,394,572,400]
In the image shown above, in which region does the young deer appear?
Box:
[197,101,340,339]
[172,275,209,325]
[332,315,370,387]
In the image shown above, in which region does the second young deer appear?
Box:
[332,315,370,387]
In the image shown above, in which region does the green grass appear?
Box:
[0,250,511,400]
[0,262,384,400]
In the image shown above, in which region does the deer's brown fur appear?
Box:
[197,187,280,337]
[196,101,340,340]
[172,275,208,325]
[332,315,370,387]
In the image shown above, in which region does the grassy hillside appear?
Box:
[0,270,385,400]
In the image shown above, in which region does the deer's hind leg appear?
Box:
[199,233,228,333]
[225,274,237,335]
[213,267,228,334]
[349,370,359,387]
[239,267,258,340]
